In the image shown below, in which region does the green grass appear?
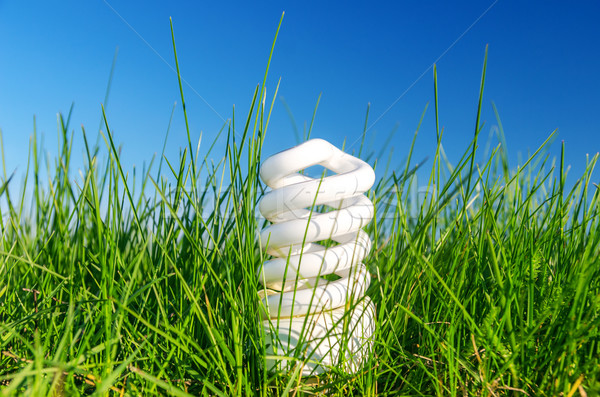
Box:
[1,19,600,396]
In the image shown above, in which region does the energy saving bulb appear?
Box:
[258,138,376,375]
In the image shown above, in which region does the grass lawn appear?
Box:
[1,20,599,396]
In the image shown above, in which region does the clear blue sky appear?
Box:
[1,1,598,188]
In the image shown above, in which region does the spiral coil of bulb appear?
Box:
[258,138,376,375]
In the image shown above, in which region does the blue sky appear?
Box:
[0,1,598,189]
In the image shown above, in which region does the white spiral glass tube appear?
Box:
[257,138,376,375]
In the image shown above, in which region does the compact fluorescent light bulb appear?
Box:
[257,138,376,376]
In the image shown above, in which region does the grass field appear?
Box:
[1,20,599,396]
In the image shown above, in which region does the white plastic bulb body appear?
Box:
[257,138,376,376]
